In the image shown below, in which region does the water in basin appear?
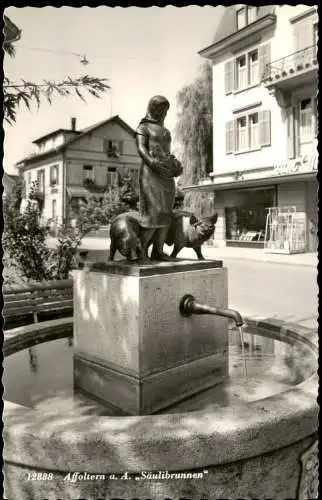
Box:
[3,326,315,417]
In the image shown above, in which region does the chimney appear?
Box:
[71,117,76,131]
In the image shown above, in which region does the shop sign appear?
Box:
[273,155,318,176]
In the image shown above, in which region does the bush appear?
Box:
[3,181,82,282]
[77,174,139,232]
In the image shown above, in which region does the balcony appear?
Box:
[262,45,318,90]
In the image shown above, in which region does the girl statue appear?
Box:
[135,95,182,261]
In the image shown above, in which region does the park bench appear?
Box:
[3,279,73,329]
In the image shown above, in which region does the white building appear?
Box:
[16,116,141,225]
[187,5,318,253]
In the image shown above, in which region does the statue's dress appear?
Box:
[136,121,175,228]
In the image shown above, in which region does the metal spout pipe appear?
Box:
[179,294,244,328]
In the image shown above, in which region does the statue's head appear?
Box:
[146,95,170,123]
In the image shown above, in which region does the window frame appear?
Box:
[236,7,247,30]
[236,112,260,153]
[226,108,270,155]
[52,199,57,219]
[248,50,259,87]
[298,97,315,152]
[83,164,94,181]
[234,47,260,92]
[103,138,123,158]
[224,42,269,95]
[236,5,259,30]
[247,6,258,25]
[37,169,45,192]
[50,164,59,186]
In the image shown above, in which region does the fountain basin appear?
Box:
[3,316,318,499]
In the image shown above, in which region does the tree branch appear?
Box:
[3,75,111,125]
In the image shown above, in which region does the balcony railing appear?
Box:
[263,45,318,83]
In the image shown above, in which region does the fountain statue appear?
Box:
[109,96,217,263]
[135,95,183,261]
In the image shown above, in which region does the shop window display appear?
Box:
[225,188,275,244]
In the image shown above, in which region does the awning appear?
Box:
[182,172,317,192]
[66,186,89,198]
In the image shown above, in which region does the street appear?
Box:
[224,259,317,329]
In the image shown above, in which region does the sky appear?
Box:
[3,6,224,174]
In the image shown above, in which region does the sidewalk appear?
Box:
[197,245,318,268]
[47,236,317,268]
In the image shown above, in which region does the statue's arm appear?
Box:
[135,132,157,169]
[136,132,172,179]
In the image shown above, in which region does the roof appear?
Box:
[32,129,81,144]
[211,5,277,46]
[16,115,136,167]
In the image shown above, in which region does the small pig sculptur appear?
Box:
[166,211,218,260]
[109,211,144,262]
[109,210,218,262]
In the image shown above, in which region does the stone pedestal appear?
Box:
[73,259,228,415]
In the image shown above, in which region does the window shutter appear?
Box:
[286,106,295,159]
[56,166,59,185]
[259,110,271,147]
[294,20,312,51]
[224,60,234,94]
[259,43,271,80]
[225,121,234,154]
[102,138,108,153]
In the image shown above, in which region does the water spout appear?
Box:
[179,294,244,328]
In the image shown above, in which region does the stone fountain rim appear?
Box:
[3,316,318,474]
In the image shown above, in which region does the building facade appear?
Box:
[187,5,318,253]
[16,116,141,225]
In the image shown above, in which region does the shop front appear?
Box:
[184,154,318,253]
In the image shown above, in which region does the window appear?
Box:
[28,172,32,184]
[107,167,118,187]
[224,44,269,94]
[37,169,45,192]
[236,55,247,90]
[247,6,258,24]
[225,188,276,243]
[313,23,318,58]
[237,116,247,151]
[298,98,315,155]
[103,138,123,158]
[83,165,94,181]
[248,51,259,86]
[313,98,318,138]
[300,99,313,141]
[236,8,246,30]
[226,110,271,154]
[249,113,259,150]
[313,23,318,45]
[52,199,57,219]
[50,165,59,186]
[236,6,258,30]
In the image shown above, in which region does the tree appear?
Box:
[174,62,213,214]
[3,15,111,125]
[76,173,139,234]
